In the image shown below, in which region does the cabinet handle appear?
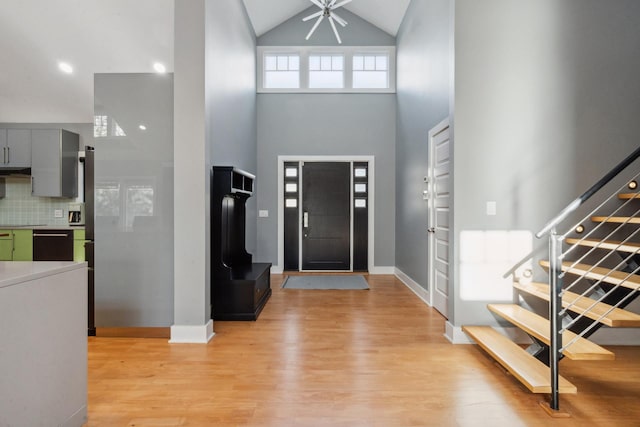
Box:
[2,147,6,164]
[33,233,70,237]
[6,146,9,164]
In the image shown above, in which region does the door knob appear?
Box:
[427,227,435,233]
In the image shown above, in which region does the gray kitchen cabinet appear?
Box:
[0,129,31,168]
[31,129,79,198]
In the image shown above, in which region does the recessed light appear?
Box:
[139,125,147,131]
[58,62,73,74]
[153,62,166,73]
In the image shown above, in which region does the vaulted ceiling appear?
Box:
[0,0,410,123]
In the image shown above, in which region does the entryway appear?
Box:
[278,156,374,273]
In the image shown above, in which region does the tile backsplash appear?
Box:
[0,177,75,226]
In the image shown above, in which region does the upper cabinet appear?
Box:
[0,129,32,169]
[31,129,79,198]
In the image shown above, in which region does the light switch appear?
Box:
[259,210,269,218]
[486,201,497,216]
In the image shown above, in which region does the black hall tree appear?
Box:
[210,166,271,321]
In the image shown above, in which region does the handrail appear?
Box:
[536,145,640,239]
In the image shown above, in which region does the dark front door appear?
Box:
[302,162,351,270]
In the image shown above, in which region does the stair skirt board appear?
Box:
[462,325,577,394]
[486,304,614,361]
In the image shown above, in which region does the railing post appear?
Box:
[549,229,564,410]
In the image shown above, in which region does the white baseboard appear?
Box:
[446,322,532,345]
[369,266,396,275]
[169,319,214,344]
[394,268,430,306]
[271,265,394,275]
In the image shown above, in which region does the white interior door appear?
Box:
[428,120,450,318]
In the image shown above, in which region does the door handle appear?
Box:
[303,212,309,228]
[427,227,435,233]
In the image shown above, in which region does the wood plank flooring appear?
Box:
[87,274,640,426]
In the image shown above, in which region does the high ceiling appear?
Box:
[0,0,410,124]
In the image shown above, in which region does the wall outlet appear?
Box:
[54,209,63,218]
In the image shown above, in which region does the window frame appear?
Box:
[257,46,396,94]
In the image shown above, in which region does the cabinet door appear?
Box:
[12,229,33,261]
[0,230,13,261]
[73,229,86,262]
[31,130,62,197]
[0,130,6,164]
[6,129,32,167]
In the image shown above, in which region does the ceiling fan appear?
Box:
[303,0,353,44]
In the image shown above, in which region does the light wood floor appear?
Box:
[87,275,640,426]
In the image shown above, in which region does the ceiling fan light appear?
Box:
[306,15,324,40]
[330,11,348,27]
[331,0,353,10]
[328,16,342,44]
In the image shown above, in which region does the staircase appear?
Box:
[463,147,640,413]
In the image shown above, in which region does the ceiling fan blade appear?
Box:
[309,0,326,10]
[328,0,338,7]
[330,0,353,10]
[328,16,342,44]
[306,15,324,40]
[303,10,323,22]
[330,11,347,27]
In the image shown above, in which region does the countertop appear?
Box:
[0,261,87,289]
[0,225,85,230]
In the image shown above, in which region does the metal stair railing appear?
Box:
[535,145,640,412]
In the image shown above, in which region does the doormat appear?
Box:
[282,275,369,290]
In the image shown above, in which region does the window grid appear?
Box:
[258,47,395,93]
[264,54,301,89]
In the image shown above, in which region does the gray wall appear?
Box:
[256,13,396,269]
[206,0,257,254]
[256,94,396,267]
[94,73,174,327]
[395,0,452,289]
[452,0,640,334]
[259,6,395,46]
[173,0,256,332]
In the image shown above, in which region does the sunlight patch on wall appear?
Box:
[460,230,532,301]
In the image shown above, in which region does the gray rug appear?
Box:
[282,275,369,290]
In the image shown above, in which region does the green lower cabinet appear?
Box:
[74,229,86,262]
[0,229,33,261]
[0,230,12,261]
[12,229,33,261]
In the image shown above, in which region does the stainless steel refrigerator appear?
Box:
[83,146,96,336]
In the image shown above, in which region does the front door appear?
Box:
[301,162,351,271]
[428,120,451,318]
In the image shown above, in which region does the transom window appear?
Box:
[309,54,344,89]
[264,54,300,89]
[257,46,395,93]
[353,54,389,89]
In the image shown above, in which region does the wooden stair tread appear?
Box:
[487,304,614,360]
[514,281,640,327]
[539,260,640,292]
[462,326,577,394]
[618,193,640,199]
[565,238,640,254]
[591,216,640,224]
